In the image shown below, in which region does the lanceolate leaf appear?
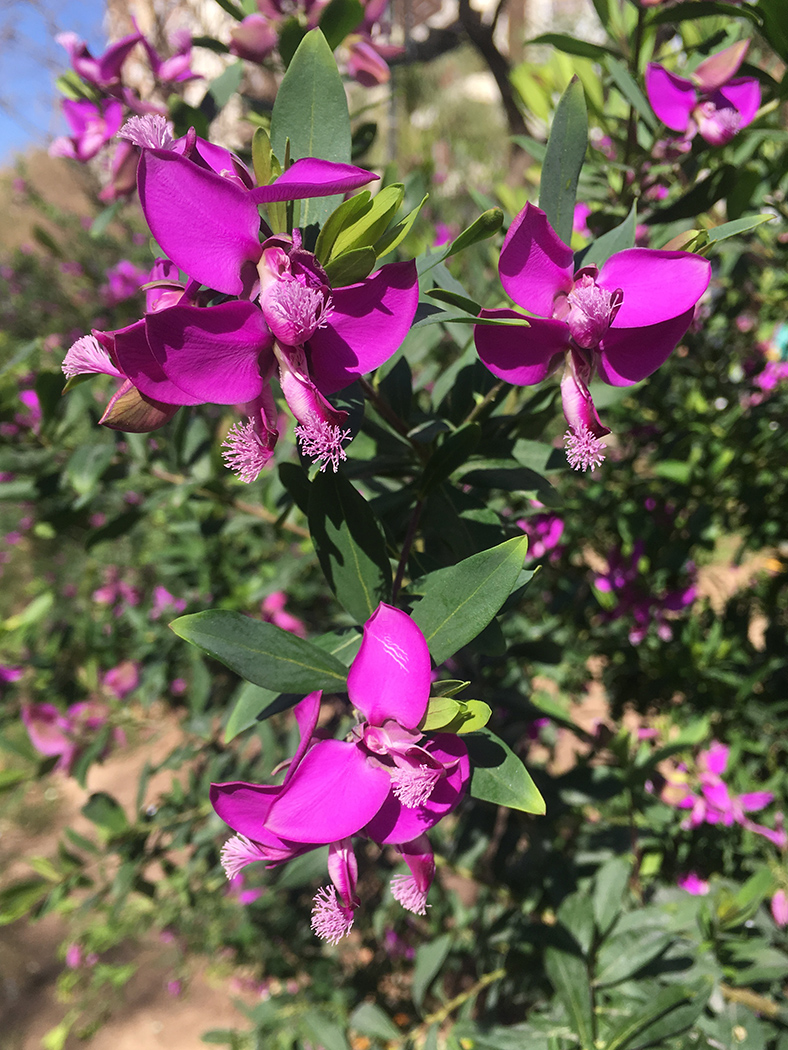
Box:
[171,611,348,693]
[466,729,546,814]
[539,77,588,246]
[578,202,637,269]
[410,535,529,664]
[271,29,351,227]
[544,946,595,1048]
[308,470,392,624]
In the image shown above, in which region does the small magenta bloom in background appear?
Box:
[646,40,761,146]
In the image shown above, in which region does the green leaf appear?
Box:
[330,183,405,258]
[374,194,429,258]
[211,0,246,19]
[544,945,595,1047]
[171,611,348,693]
[421,697,491,734]
[315,191,372,263]
[410,535,529,664]
[0,768,28,792]
[0,879,49,925]
[271,29,351,228]
[595,928,671,987]
[466,729,545,814]
[307,470,392,624]
[349,1002,402,1041]
[81,792,129,836]
[252,126,274,187]
[527,32,620,61]
[707,213,774,243]
[649,1,763,27]
[412,933,452,1011]
[323,246,378,285]
[756,0,788,63]
[301,1011,351,1050]
[440,208,504,260]
[425,288,482,315]
[90,201,122,239]
[539,77,588,246]
[606,58,657,132]
[593,856,631,937]
[649,165,738,224]
[419,423,482,494]
[604,981,711,1050]
[278,18,308,67]
[224,681,280,741]
[205,61,243,112]
[578,203,637,269]
[318,0,364,49]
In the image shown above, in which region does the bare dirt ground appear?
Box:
[0,715,255,1050]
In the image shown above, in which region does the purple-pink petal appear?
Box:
[266,739,392,843]
[111,321,205,406]
[596,307,696,386]
[645,64,697,132]
[598,249,711,329]
[716,78,761,129]
[363,734,469,844]
[474,310,567,386]
[210,781,285,842]
[143,302,273,404]
[138,149,262,294]
[738,791,774,813]
[498,203,573,317]
[347,604,432,729]
[307,261,419,395]
[249,158,379,203]
[693,40,749,92]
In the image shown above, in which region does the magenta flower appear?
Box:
[772,889,788,927]
[474,203,711,470]
[677,872,710,895]
[101,660,140,700]
[56,29,142,89]
[22,700,124,775]
[646,41,761,146]
[213,604,469,848]
[100,260,148,307]
[84,126,420,475]
[211,605,469,940]
[50,99,124,163]
[138,24,200,83]
[229,14,279,63]
[666,741,787,848]
[261,592,307,638]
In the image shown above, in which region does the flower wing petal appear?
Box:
[597,307,696,385]
[645,64,696,132]
[249,158,379,202]
[347,604,431,729]
[143,301,273,404]
[138,149,262,294]
[112,321,204,405]
[598,249,710,328]
[306,261,419,394]
[266,740,391,843]
[716,78,761,129]
[498,203,573,317]
[474,310,567,386]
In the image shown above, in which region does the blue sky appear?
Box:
[0,0,106,166]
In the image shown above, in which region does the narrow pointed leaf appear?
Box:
[374,195,429,258]
[578,203,637,269]
[171,611,348,692]
[466,728,546,814]
[604,981,711,1050]
[330,184,405,258]
[271,29,351,228]
[410,535,529,663]
[539,77,588,246]
[315,191,372,264]
[441,208,504,259]
[308,470,393,624]
[323,246,378,285]
[544,946,595,1047]
[425,288,483,315]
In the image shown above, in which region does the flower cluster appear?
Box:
[228,0,403,87]
[62,119,419,479]
[473,203,711,470]
[661,742,786,848]
[210,604,470,942]
[593,540,697,645]
[51,23,200,201]
[22,700,126,775]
